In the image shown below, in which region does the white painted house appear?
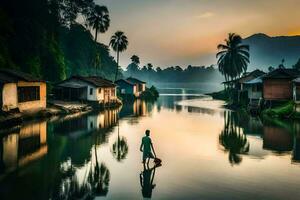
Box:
[55,76,118,104]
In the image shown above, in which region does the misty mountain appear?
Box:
[243,33,300,71]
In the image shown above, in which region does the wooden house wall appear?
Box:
[263,79,292,100]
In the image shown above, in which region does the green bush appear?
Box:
[262,101,295,118]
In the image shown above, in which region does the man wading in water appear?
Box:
[140,130,158,166]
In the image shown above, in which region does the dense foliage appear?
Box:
[0,0,118,82]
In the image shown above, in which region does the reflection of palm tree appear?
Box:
[219,111,249,165]
[88,162,110,197]
[54,162,92,200]
[111,122,129,162]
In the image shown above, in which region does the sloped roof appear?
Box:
[126,77,146,84]
[115,79,135,86]
[58,76,116,88]
[222,69,265,84]
[293,77,300,83]
[244,75,266,84]
[0,69,44,83]
[263,68,300,79]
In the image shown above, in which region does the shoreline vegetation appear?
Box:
[209,90,300,119]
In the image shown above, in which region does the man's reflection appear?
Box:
[140,163,161,198]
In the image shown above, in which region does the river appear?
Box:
[0,88,300,200]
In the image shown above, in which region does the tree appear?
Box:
[293,58,300,71]
[87,5,110,42]
[109,31,128,81]
[278,58,285,69]
[216,33,250,82]
[131,55,140,64]
[127,55,140,77]
[268,66,274,72]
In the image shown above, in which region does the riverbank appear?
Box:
[0,100,123,129]
[262,101,300,119]
[209,89,300,119]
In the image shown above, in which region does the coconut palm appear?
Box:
[216,33,250,83]
[127,55,140,76]
[87,5,110,42]
[109,31,129,81]
[131,55,140,65]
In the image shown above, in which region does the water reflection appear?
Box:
[111,134,129,162]
[219,111,249,165]
[2,94,300,199]
[0,121,47,176]
[140,164,161,199]
[218,109,300,165]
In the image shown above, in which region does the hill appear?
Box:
[243,33,300,71]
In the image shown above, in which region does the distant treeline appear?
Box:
[124,64,223,84]
[0,0,118,82]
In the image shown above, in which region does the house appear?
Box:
[262,68,300,101]
[244,75,265,103]
[116,77,146,97]
[0,69,46,112]
[292,78,300,103]
[55,76,118,105]
[115,79,136,96]
[222,69,265,91]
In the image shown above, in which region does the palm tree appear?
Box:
[109,31,129,81]
[87,5,110,42]
[216,33,250,83]
[131,55,140,65]
[127,55,140,76]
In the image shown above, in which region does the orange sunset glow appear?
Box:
[97,0,300,68]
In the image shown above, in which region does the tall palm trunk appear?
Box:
[114,45,119,82]
[95,28,98,42]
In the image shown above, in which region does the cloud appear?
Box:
[196,12,215,19]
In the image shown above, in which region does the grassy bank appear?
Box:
[262,101,300,119]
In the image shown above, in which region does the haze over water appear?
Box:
[1,88,300,200]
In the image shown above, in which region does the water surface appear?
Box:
[0,88,300,200]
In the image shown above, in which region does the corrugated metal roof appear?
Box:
[293,78,300,83]
[244,75,266,84]
[58,82,86,88]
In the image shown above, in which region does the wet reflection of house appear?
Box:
[0,121,47,174]
[263,126,293,152]
[119,100,147,118]
[292,122,300,163]
[54,109,118,138]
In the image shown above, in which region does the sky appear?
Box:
[95,0,300,69]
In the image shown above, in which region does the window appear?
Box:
[98,88,102,93]
[17,86,40,103]
[111,88,115,96]
[90,88,93,95]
